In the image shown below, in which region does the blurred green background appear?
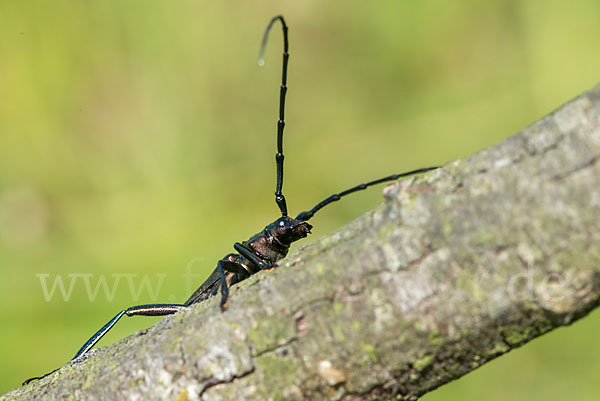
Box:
[1,0,599,398]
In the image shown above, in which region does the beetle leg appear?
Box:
[23,303,186,385]
[233,242,274,271]
[217,260,232,311]
[221,259,251,278]
[75,304,186,360]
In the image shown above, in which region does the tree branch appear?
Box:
[5,84,600,401]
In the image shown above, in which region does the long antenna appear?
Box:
[296,167,439,221]
[259,15,289,217]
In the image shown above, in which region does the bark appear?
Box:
[4,84,600,401]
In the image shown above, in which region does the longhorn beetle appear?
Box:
[24,15,438,385]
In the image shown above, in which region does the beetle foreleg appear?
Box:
[233,242,273,271]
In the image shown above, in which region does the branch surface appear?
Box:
[4,84,600,401]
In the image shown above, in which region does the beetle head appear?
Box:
[272,216,312,244]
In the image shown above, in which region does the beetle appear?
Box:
[23,15,438,385]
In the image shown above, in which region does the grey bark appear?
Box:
[4,84,600,401]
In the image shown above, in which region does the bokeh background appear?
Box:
[1,1,600,398]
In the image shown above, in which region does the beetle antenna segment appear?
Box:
[296,166,439,221]
[259,15,290,217]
